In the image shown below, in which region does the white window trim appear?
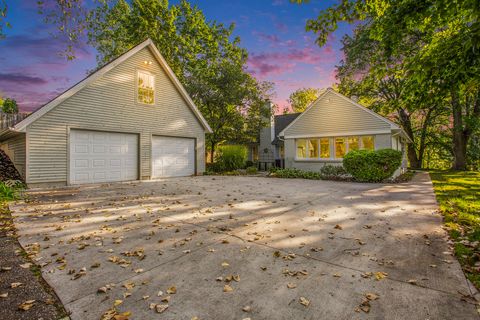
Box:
[136,70,155,105]
[295,135,375,161]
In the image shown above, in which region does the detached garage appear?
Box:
[0,39,212,187]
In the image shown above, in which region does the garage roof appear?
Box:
[8,39,212,134]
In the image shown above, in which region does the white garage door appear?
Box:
[69,129,138,184]
[152,136,195,178]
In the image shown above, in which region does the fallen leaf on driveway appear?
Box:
[334,224,343,230]
[19,263,32,269]
[114,299,123,306]
[18,300,35,311]
[155,304,169,313]
[407,279,417,285]
[223,284,233,292]
[374,272,388,280]
[242,305,251,312]
[11,282,22,288]
[166,286,177,294]
[299,297,310,307]
[0,293,8,298]
[221,262,230,267]
[365,293,379,300]
[1,266,12,272]
[287,283,297,289]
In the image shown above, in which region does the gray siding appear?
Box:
[283,90,391,137]
[258,127,274,162]
[0,134,26,178]
[26,47,205,184]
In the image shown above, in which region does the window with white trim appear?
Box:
[295,135,375,160]
[137,71,155,105]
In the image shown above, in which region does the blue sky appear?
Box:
[0,0,352,112]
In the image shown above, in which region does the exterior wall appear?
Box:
[26,47,205,184]
[258,127,274,163]
[283,90,391,137]
[0,134,26,178]
[284,133,394,172]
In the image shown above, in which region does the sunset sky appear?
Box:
[0,0,352,113]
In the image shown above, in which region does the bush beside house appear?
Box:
[343,149,402,182]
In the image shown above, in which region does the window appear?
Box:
[308,139,319,158]
[137,71,155,104]
[296,139,306,158]
[335,137,346,158]
[320,138,330,158]
[361,136,374,150]
[348,136,359,151]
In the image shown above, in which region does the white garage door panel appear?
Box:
[152,136,195,178]
[69,130,138,184]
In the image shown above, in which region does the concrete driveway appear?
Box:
[10,172,478,319]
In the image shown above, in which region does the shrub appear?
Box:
[214,145,247,172]
[246,166,258,174]
[320,165,348,180]
[0,180,23,202]
[269,168,322,180]
[343,149,402,182]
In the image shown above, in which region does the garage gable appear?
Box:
[12,39,212,134]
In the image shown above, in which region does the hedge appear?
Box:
[343,149,402,182]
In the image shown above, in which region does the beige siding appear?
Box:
[26,47,205,184]
[284,90,391,137]
[0,134,26,178]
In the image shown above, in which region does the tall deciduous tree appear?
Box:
[287,87,322,113]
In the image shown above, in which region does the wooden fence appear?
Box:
[0,112,30,129]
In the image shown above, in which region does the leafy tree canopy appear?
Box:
[288,87,322,113]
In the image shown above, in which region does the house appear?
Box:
[250,88,410,174]
[0,39,212,187]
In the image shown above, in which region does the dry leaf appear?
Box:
[155,304,169,313]
[299,297,310,307]
[20,263,32,269]
[114,299,123,306]
[287,283,297,289]
[365,293,379,300]
[242,305,251,312]
[0,293,8,298]
[221,262,229,267]
[374,272,388,280]
[334,224,343,230]
[166,286,176,294]
[223,284,233,292]
[11,282,22,288]
[18,300,35,311]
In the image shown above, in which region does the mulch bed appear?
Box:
[0,204,67,320]
[0,149,23,182]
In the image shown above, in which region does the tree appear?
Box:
[0,0,8,39]
[288,87,322,113]
[1,98,18,114]
[299,0,480,170]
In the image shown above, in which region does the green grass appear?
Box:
[430,170,480,288]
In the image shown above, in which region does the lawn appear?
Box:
[429,170,480,288]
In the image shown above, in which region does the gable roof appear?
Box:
[271,113,301,145]
[10,39,212,133]
[278,88,410,141]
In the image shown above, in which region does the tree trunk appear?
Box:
[451,90,468,170]
[210,141,216,163]
[397,108,421,168]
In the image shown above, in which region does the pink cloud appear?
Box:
[247,45,336,77]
